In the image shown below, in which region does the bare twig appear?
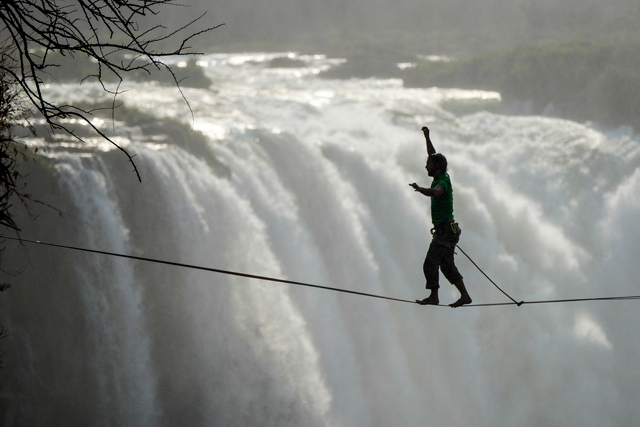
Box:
[0,0,223,181]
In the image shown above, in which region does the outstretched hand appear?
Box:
[421,126,430,136]
[409,183,420,191]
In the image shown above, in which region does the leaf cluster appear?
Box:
[0,323,6,369]
[0,72,24,232]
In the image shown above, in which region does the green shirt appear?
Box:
[430,172,454,226]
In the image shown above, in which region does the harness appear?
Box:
[430,219,460,248]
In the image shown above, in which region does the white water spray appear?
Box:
[1,53,639,426]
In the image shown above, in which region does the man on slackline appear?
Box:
[409,126,472,308]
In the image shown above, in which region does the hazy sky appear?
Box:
[167,0,640,53]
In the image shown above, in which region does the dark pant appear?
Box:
[423,221,463,291]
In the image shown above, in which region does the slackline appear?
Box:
[3,235,640,308]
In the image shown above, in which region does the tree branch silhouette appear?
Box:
[0,0,223,181]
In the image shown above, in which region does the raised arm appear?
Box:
[422,126,436,156]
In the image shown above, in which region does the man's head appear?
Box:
[426,153,447,177]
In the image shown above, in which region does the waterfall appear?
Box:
[1,53,639,426]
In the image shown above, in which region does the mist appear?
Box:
[168,0,640,53]
[1,53,639,426]
[2,0,640,425]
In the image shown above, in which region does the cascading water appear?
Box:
[1,53,639,426]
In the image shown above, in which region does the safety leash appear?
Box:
[455,244,524,306]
